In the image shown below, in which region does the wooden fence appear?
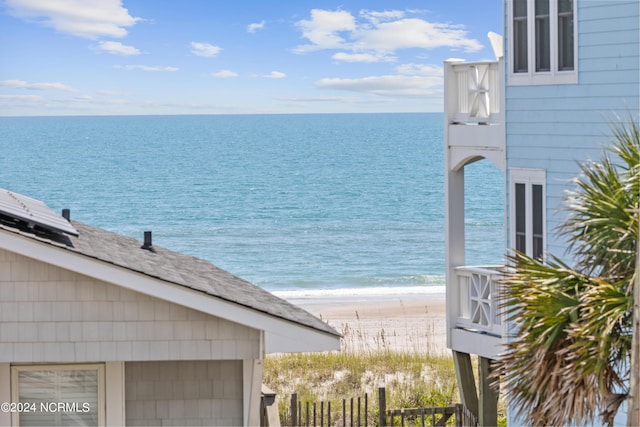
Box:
[280,387,478,427]
[385,405,477,427]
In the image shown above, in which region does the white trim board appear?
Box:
[0,229,340,354]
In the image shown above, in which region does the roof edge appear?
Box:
[0,226,341,353]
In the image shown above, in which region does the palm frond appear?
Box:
[495,118,639,426]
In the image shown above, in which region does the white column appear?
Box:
[444,58,468,350]
[243,330,264,426]
[0,363,10,426]
[105,362,125,427]
[243,359,264,426]
[445,166,466,349]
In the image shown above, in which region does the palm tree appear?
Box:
[495,120,639,426]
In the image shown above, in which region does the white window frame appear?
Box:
[509,168,546,259]
[508,0,578,85]
[11,364,105,427]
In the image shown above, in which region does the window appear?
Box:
[11,364,105,427]
[513,0,528,73]
[514,183,527,252]
[558,0,574,70]
[509,0,577,85]
[535,0,550,72]
[510,169,545,260]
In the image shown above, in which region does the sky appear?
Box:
[0,0,502,116]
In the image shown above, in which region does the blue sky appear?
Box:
[0,0,501,116]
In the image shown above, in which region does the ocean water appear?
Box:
[1,113,504,297]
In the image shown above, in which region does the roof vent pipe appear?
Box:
[62,209,71,221]
[141,231,155,252]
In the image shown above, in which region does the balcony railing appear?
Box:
[454,265,503,337]
[445,60,502,125]
[444,59,505,172]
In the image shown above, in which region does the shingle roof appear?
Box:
[0,219,339,337]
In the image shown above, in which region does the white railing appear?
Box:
[454,265,503,336]
[445,60,502,124]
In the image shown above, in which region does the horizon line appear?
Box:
[0,111,445,119]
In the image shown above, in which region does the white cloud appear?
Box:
[276,95,382,104]
[247,20,265,33]
[395,63,443,76]
[211,70,238,78]
[294,9,356,53]
[5,0,141,39]
[316,74,442,98]
[359,9,406,24]
[190,42,221,58]
[353,18,482,53]
[259,71,286,79]
[294,8,483,60]
[332,52,396,63]
[0,94,44,102]
[0,79,75,91]
[96,90,118,96]
[97,41,140,55]
[113,65,178,72]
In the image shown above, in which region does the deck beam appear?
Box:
[452,351,478,418]
[478,356,499,427]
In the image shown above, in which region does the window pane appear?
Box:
[535,0,550,72]
[559,0,573,13]
[535,0,549,15]
[514,20,528,73]
[514,0,527,17]
[515,183,526,253]
[558,0,574,70]
[18,369,99,427]
[532,184,544,259]
[513,0,528,74]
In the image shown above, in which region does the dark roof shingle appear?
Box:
[1,219,339,337]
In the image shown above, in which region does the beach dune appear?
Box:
[291,294,447,355]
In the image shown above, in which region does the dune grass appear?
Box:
[263,350,459,425]
[263,320,506,426]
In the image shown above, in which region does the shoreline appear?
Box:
[286,292,448,355]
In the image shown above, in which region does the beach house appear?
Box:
[444,0,639,424]
[0,188,340,426]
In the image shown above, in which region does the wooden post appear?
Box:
[454,404,462,427]
[343,399,346,427]
[452,351,478,419]
[291,393,298,427]
[328,401,331,427]
[478,356,498,427]
[378,387,387,427]
[364,393,368,427]
[350,397,354,427]
[313,402,317,427]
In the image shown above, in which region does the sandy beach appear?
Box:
[289,293,448,355]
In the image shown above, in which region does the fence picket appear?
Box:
[364,393,368,427]
[342,398,346,427]
[280,388,477,427]
[350,398,354,427]
[378,387,386,427]
[291,393,298,427]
